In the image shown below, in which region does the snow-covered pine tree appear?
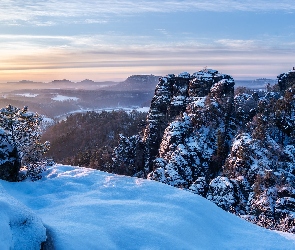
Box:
[0,105,50,181]
[112,134,145,176]
[0,128,19,181]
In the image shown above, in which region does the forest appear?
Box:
[41,110,147,172]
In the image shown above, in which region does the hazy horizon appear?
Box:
[0,73,279,85]
[1,1,294,83]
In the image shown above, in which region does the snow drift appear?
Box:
[0,184,46,249]
[1,165,295,249]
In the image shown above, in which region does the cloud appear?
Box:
[0,0,294,25]
[0,32,294,82]
[155,29,170,36]
[215,39,260,50]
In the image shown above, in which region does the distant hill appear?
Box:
[109,74,160,91]
[0,75,163,118]
[1,79,118,92]
[1,75,161,92]
[47,79,118,90]
[235,78,277,89]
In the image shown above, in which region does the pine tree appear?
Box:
[112,134,144,176]
[0,105,50,181]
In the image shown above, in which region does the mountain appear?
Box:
[113,68,295,233]
[1,75,159,93]
[0,75,160,119]
[1,164,295,249]
[235,78,276,89]
[117,74,160,91]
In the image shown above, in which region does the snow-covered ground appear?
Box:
[0,185,46,250]
[1,165,295,249]
[134,106,150,113]
[51,95,79,102]
[55,106,149,121]
[16,93,39,98]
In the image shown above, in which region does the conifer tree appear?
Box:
[0,105,50,181]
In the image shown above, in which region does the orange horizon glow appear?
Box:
[1,45,293,83]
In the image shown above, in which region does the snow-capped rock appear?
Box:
[113,68,295,233]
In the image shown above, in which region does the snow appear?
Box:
[178,72,190,78]
[161,77,168,83]
[52,95,79,102]
[207,176,236,211]
[171,101,184,106]
[1,165,295,249]
[134,106,150,113]
[232,133,252,151]
[192,71,214,79]
[0,184,46,250]
[16,93,39,98]
[206,69,218,74]
[192,97,206,108]
[55,106,149,121]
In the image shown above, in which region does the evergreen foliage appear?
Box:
[41,110,147,173]
[0,105,50,181]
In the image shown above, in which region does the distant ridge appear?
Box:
[116,74,161,91]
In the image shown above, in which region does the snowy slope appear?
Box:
[0,184,46,250]
[1,165,295,250]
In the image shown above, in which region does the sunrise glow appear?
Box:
[0,1,294,82]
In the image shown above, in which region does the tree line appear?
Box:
[41,110,147,172]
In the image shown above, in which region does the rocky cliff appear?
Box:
[113,68,295,233]
[143,69,234,174]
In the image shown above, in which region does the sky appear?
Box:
[0,0,294,83]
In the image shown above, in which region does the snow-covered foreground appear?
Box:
[1,165,295,250]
